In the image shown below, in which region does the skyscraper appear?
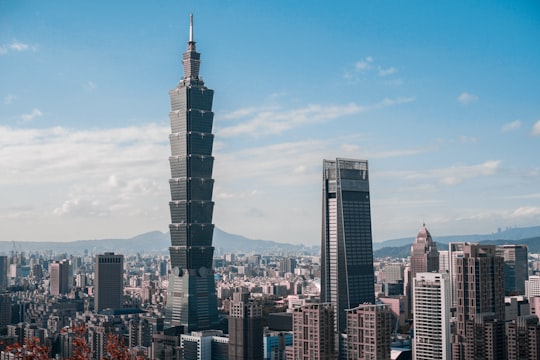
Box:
[409,223,439,279]
[496,244,528,295]
[228,289,264,360]
[346,303,392,360]
[451,244,505,360]
[412,272,451,360]
[321,158,375,334]
[94,252,124,312]
[293,303,337,359]
[164,15,219,331]
[49,259,71,296]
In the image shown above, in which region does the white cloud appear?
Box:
[438,160,500,185]
[457,92,479,105]
[0,124,169,185]
[3,94,16,104]
[344,57,399,82]
[532,120,540,136]
[218,103,364,137]
[21,108,42,122]
[0,41,36,56]
[379,160,501,186]
[378,67,397,76]
[355,56,374,71]
[458,135,477,143]
[217,97,415,138]
[83,81,97,91]
[501,120,522,132]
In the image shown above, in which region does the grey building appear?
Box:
[228,289,263,360]
[451,244,506,360]
[321,158,375,333]
[164,15,219,332]
[496,244,529,296]
[49,259,71,296]
[94,252,124,312]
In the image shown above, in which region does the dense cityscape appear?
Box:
[2,8,540,360]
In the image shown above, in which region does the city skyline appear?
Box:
[1,1,540,245]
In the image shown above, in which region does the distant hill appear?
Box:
[3,225,539,257]
[374,235,540,259]
[0,228,316,256]
[372,225,540,250]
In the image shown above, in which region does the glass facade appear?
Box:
[321,158,375,333]
[164,16,219,332]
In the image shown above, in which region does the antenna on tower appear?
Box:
[189,13,194,42]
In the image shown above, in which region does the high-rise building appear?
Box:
[496,244,529,295]
[412,272,451,360]
[409,223,439,279]
[321,158,375,334]
[164,14,219,332]
[507,315,540,360]
[451,244,505,360]
[0,256,8,290]
[439,250,450,273]
[228,289,264,360]
[94,252,124,312]
[180,330,228,360]
[346,303,392,360]
[292,303,337,360]
[526,275,540,299]
[448,242,466,307]
[49,259,71,296]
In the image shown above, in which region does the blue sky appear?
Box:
[1,1,539,245]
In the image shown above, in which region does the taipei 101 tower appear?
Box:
[164,15,219,331]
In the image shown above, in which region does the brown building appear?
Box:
[293,303,337,360]
[451,244,505,360]
[409,223,439,279]
[507,315,540,360]
[346,303,392,360]
[228,289,263,360]
[49,259,71,296]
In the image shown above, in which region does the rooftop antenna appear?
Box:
[189,13,194,42]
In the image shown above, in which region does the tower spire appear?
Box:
[189,13,194,42]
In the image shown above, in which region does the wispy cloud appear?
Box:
[455,206,540,222]
[344,57,399,82]
[378,67,397,76]
[458,135,477,143]
[21,108,42,122]
[379,160,501,186]
[354,56,374,71]
[501,120,522,132]
[457,92,479,105]
[532,120,540,136]
[0,41,37,56]
[3,94,16,105]
[217,97,415,138]
[0,124,170,222]
[83,81,97,91]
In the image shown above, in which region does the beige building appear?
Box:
[293,303,337,360]
[346,303,392,360]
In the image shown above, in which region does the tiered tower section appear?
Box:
[165,15,219,331]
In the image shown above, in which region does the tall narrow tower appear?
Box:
[321,158,375,334]
[164,14,219,331]
[409,223,439,279]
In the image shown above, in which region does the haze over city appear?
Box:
[1,1,539,245]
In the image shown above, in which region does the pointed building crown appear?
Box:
[182,13,202,83]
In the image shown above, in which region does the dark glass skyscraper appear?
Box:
[164,15,219,331]
[321,158,375,333]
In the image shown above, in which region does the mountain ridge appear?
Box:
[2,225,539,256]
